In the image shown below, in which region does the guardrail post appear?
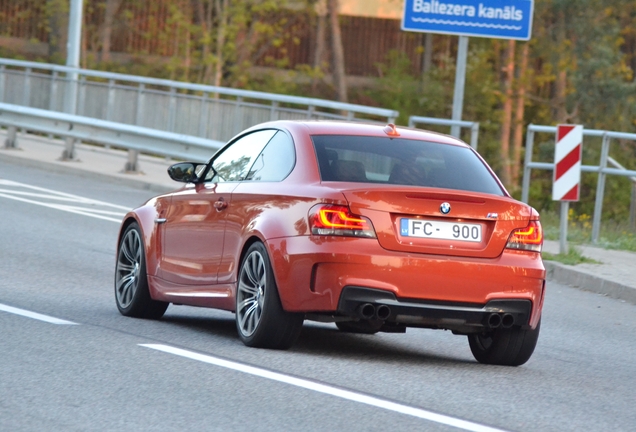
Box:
[60,137,78,161]
[270,101,279,121]
[3,126,18,149]
[470,123,479,150]
[307,105,315,120]
[408,116,415,128]
[346,111,354,121]
[77,76,86,115]
[199,92,209,137]
[23,67,32,107]
[168,87,178,132]
[135,83,145,126]
[106,79,116,121]
[591,133,611,243]
[49,71,59,111]
[233,97,243,134]
[521,125,535,203]
[124,149,140,173]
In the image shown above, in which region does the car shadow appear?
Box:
[293,325,473,366]
[160,312,473,366]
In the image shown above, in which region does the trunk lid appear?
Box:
[341,186,533,259]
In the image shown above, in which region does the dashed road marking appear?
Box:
[0,179,128,223]
[0,303,78,325]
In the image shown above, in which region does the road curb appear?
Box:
[0,148,174,194]
[544,260,636,305]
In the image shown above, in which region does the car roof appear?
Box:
[246,120,469,148]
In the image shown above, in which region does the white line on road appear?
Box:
[0,303,77,325]
[0,193,124,223]
[0,179,131,210]
[140,344,508,432]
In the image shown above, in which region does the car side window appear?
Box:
[208,129,277,182]
[245,131,296,182]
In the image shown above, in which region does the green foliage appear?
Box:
[2,0,636,228]
[542,248,600,265]
[541,208,636,251]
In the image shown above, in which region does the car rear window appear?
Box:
[311,135,504,196]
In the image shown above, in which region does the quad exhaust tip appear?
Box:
[487,313,502,329]
[376,305,391,320]
[501,313,515,328]
[358,303,376,320]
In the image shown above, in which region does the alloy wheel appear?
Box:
[237,250,266,337]
[115,228,142,309]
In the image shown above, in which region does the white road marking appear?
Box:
[0,179,129,222]
[0,303,77,325]
[0,179,130,209]
[140,344,508,432]
[0,192,124,222]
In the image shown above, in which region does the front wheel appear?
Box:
[114,222,168,319]
[468,319,541,366]
[235,242,303,349]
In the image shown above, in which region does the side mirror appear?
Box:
[168,162,204,183]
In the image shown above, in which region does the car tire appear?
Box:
[236,242,304,350]
[336,320,383,334]
[115,222,168,319]
[468,319,541,366]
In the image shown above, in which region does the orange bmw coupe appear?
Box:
[115,121,545,366]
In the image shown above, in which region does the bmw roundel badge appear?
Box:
[440,202,451,214]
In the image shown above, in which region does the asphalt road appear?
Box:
[1,159,635,432]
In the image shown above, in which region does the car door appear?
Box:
[159,129,278,286]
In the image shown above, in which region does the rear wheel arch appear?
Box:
[237,235,288,310]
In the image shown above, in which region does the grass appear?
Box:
[542,247,601,266]
[540,210,636,252]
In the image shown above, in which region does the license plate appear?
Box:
[400,218,482,242]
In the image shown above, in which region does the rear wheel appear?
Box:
[468,319,541,366]
[336,320,383,334]
[115,222,168,319]
[236,242,303,349]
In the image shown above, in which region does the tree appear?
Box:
[46,0,68,61]
[328,0,347,102]
[99,0,124,62]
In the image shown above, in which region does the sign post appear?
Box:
[402,0,534,138]
[552,124,583,254]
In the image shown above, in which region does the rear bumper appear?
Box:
[266,236,545,329]
[337,286,534,332]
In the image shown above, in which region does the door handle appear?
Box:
[155,218,167,224]
[214,198,228,211]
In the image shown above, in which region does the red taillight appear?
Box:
[309,204,376,238]
[506,221,543,252]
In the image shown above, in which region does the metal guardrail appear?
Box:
[0,103,224,171]
[408,116,479,150]
[0,58,399,144]
[521,124,636,242]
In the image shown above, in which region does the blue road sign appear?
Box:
[402,0,534,40]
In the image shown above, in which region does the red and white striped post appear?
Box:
[553,124,583,254]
